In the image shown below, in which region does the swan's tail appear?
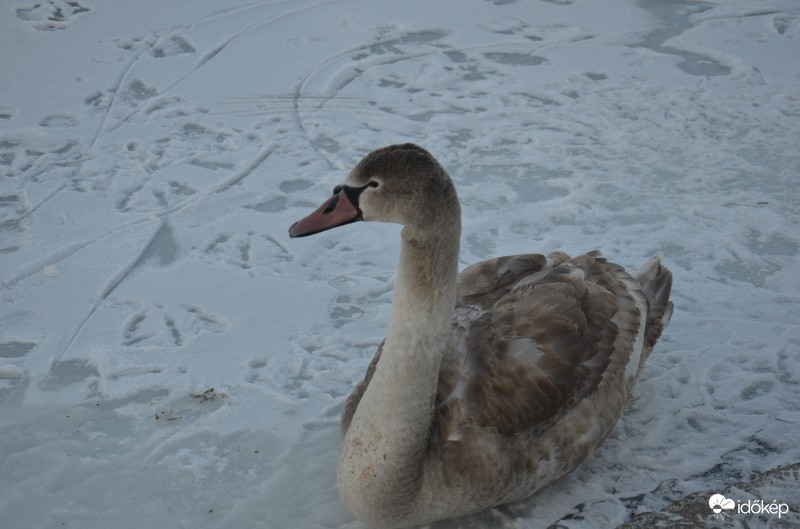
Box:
[634,256,673,372]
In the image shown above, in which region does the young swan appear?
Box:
[289,144,673,529]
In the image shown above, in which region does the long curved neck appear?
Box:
[338,219,460,521]
[389,225,460,342]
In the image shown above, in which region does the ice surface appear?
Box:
[1,0,799,528]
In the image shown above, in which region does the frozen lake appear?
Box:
[1,0,799,527]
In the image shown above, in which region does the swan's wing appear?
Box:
[455,253,568,310]
[434,251,650,440]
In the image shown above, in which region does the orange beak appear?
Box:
[289,189,362,238]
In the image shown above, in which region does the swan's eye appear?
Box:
[332,185,342,195]
[368,181,379,188]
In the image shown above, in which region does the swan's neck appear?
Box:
[389,226,460,343]
[339,222,460,520]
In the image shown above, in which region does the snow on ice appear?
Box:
[1,0,799,528]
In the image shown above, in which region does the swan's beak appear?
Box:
[289,190,361,238]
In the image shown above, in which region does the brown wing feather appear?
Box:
[455,253,568,309]
[433,251,644,441]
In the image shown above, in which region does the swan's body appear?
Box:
[289,144,673,529]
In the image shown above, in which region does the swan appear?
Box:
[289,143,673,528]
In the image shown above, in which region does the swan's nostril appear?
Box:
[323,194,340,214]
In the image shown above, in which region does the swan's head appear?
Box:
[289,143,459,238]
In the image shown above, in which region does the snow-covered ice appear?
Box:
[1,0,799,527]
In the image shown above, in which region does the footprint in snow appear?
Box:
[0,194,28,254]
[151,34,197,58]
[39,114,79,128]
[123,303,228,348]
[0,341,35,392]
[15,0,91,31]
[0,340,37,359]
[203,230,293,269]
[0,106,16,120]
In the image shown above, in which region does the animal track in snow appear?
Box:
[0,106,16,120]
[246,329,377,402]
[247,355,309,397]
[38,114,79,128]
[151,34,197,58]
[115,177,199,213]
[0,135,86,183]
[0,193,28,254]
[288,26,577,167]
[0,341,36,391]
[202,230,293,270]
[708,226,797,288]
[0,310,42,391]
[772,15,796,37]
[120,79,161,107]
[246,359,269,384]
[39,359,99,391]
[0,340,37,359]
[330,295,365,329]
[15,0,91,31]
[79,73,267,218]
[204,233,253,270]
[122,303,228,348]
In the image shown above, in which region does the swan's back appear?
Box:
[435,250,672,440]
